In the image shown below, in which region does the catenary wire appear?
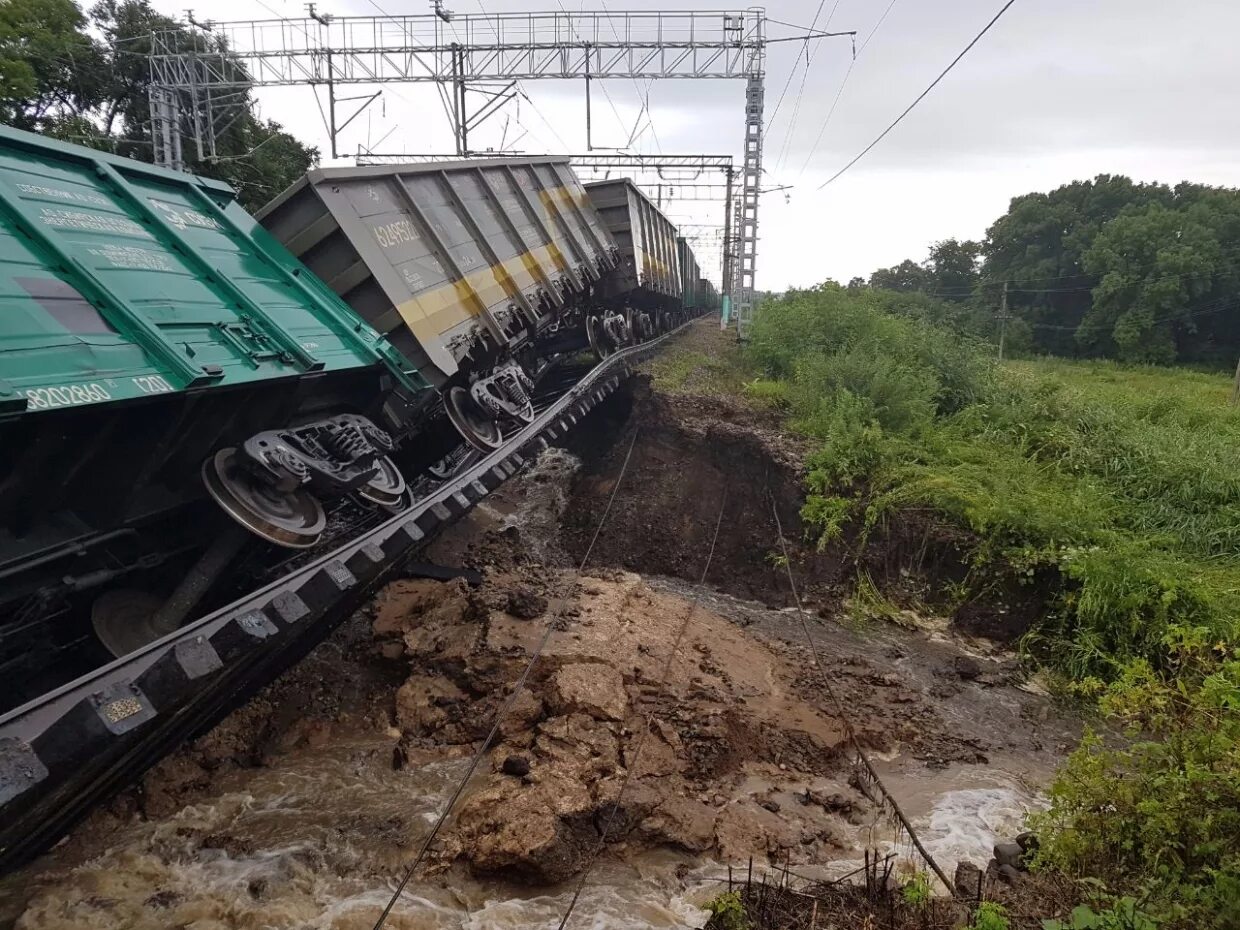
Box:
[370,425,644,930]
[816,0,1021,190]
[797,0,901,180]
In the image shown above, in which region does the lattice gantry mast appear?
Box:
[733,31,764,338]
[148,8,768,321]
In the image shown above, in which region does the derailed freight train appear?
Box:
[0,126,714,715]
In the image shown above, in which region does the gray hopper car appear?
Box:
[258,158,619,450]
[584,179,682,311]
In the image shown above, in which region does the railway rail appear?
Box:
[0,322,688,874]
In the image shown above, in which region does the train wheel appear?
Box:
[202,448,326,548]
[586,314,614,359]
[357,455,410,512]
[91,589,166,658]
[444,385,503,452]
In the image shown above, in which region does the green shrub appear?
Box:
[746,287,1240,680]
[900,871,933,908]
[703,890,749,930]
[1031,631,1240,927]
[1043,899,1159,930]
[972,901,1011,930]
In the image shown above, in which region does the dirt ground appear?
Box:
[2,321,1082,930]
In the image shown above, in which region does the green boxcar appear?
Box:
[0,127,417,410]
[0,126,425,704]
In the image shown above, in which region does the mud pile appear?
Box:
[373,567,866,885]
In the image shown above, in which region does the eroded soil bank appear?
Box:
[1,324,1080,930]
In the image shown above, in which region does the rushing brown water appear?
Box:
[1,733,714,929]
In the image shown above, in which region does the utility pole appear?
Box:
[997,281,1009,361]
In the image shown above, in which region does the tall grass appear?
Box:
[746,284,1240,678]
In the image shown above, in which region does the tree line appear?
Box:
[0,0,317,210]
[841,175,1240,366]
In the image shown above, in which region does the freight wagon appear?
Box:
[583,178,683,350]
[0,129,709,717]
[258,158,619,452]
[0,126,428,706]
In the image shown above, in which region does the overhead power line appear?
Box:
[816,0,1021,190]
[797,0,900,180]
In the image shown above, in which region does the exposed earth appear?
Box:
[0,322,1081,929]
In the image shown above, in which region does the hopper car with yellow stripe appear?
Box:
[258,158,622,452]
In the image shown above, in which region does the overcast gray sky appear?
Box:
[152,0,1240,289]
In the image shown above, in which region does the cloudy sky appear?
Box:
[152,0,1240,289]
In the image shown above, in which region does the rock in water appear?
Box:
[1015,830,1040,853]
[993,841,1025,869]
[954,860,983,897]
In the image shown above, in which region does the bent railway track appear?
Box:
[0,325,683,874]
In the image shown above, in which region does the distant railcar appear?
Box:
[677,236,701,320]
[583,178,683,344]
[258,158,619,451]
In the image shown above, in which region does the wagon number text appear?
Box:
[132,375,174,394]
[25,382,112,409]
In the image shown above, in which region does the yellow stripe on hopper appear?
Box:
[391,243,565,344]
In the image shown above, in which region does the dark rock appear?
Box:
[760,799,781,813]
[1015,830,1040,853]
[501,755,531,777]
[993,841,1025,869]
[143,891,180,909]
[506,586,548,620]
[953,860,983,897]
[997,863,1023,885]
[952,655,983,680]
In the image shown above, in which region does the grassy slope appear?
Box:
[735,288,1240,680]
[738,289,1240,925]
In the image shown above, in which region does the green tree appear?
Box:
[981,175,1172,356]
[1080,193,1240,364]
[0,0,105,130]
[0,0,318,211]
[925,238,981,300]
[870,258,929,292]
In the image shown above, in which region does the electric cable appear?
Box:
[816,0,1021,190]
[765,491,954,893]
[797,0,901,180]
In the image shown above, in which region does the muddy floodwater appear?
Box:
[2,386,1078,930]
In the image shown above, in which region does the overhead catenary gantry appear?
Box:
[147,8,850,336]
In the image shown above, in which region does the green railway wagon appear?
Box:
[0,126,426,706]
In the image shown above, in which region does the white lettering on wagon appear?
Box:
[148,199,221,231]
[373,218,421,250]
[87,244,174,271]
[39,207,149,238]
[17,183,110,207]
[24,382,112,409]
[132,374,174,394]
